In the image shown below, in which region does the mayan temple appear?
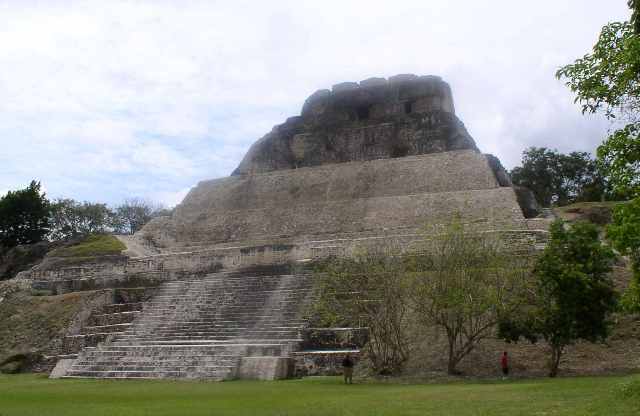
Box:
[26,74,546,380]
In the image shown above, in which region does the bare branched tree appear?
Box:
[314,248,411,375]
[407,221,532,375]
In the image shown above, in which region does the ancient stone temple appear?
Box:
[28,74,546,380]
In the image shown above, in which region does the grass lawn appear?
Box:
[50,234,126,258]
[0,374,638,416]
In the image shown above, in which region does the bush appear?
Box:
[0,352,42,374]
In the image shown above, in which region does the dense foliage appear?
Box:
[0,181,51,249]
[557,1,640,313]
[608,199,640,312]
[510,147,617,207]
[49,199,116,240]
[499,221,617,377]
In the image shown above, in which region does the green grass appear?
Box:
[0,374,638,416]
[50,234,126,258]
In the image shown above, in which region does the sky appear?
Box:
[0,0,632,207]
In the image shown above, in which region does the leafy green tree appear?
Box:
[407,222,531,375]
[0,181,51,249]
[499,221,617,377]
[598,124,640,198]
[314,249,411,375]
[558,1,640,313]
[556,3,639,198]
[632,0,640,34]
[49,199,116,240]
[511,147,609,207]
[607,199,640,312]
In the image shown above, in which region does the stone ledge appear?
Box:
[237,356,295,380]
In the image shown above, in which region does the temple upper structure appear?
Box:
[233,74,476,175]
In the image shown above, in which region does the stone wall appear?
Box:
[171,187,527,246]
[299,328,369,351]
[21,227,548,294]
[155,150,525,247]
[293,351,361,377]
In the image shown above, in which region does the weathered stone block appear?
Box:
[237,356,295,380]
[49,358,75,379]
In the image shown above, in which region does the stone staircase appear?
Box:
[55,299,145,359]
[62,269,314,379]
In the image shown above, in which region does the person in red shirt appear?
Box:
[501,351,509,379]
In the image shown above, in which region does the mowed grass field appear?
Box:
[1,374,639,416]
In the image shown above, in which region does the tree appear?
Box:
[556,5,640,198]
[499,221,617,377]
[607,199,640,312]
[597,124,640,198]
[632,0,640,34]
[0,181,51,249]
[510,147,609,207]
[407,221,531,375]
[314,249,411,375]
[112,198,167,235]
[49,199,116,240]
[558,1,640,314]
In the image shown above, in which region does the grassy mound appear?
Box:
[0,374,638,415]
[50,234,126,258]
[0,290,92,364]
[554,201,628,225]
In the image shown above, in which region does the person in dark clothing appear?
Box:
[342,353,354,384]
[501,351,509,379]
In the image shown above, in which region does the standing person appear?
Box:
[501,351,509,379]
[342,353,354,384]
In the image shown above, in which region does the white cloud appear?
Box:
[0,0,632,206]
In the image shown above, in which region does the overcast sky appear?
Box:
[0,1,632,206]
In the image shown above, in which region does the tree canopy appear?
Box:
[0,181,51,249]
[510,147,611,207]
[556,4,640,198]
[49,199,116,240]
[607,199,640,312]
[499,221,617,377]
[557,1,640,313]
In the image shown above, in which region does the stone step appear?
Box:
[90,311,141,326]
[130,325,304,330]
[102,342,288,351]
[135,312,307,319]
[62,370,230,379]
[73,358,238,366]
[123,327,302,334]
[102,303,145,314]
[81,323,132,334]
[71,364,236,372]
[121,329,300,334]
[117,335,299,342]
[149,291,313,300]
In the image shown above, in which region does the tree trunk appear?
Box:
[548,345,562,377]
[447,337,461,375]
